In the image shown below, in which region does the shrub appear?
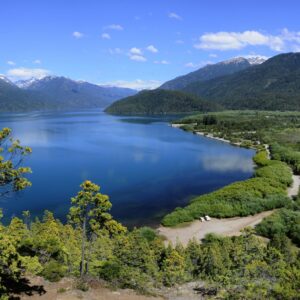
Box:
[41,260,67,282]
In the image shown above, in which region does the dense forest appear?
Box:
[1,111,300,299]
[105,89,221,115]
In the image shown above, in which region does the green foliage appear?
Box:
[256,209,300,246]
[105,89,221,115]
[0,127,32,196]
[253,150,269,166]
[0,225,22,298]
[68,180,126,277]
[255,161,293,187]
[41,260,67,282]
[162,177,289,226]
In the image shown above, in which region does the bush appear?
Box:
[253,150,270,166]
[41,260,67,282]
[98,260,121,282]
[162,176,288,227]
[256,209,300,246]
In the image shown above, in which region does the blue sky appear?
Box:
[1,0,300,89]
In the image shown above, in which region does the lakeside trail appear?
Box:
[288,174,300,198]
[158,210,274,246]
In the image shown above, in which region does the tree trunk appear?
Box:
[80,216,87,278]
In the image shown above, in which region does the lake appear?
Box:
[0,111,255,227]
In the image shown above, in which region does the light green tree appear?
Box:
[68,180,126,277]
[0,127,32,196]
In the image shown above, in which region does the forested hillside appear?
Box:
[159,57,258,90]
[105,89,221,115]
[182,53,300,110]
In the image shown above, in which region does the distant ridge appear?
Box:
[0,76,137,112]
[159,56,267,91]
[105,89,222,115]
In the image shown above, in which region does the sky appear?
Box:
[1,0,300,89]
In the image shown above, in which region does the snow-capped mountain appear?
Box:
[220,56,268,66]
[244,55,268,65]
[218,57,248,65]
[0,75,14,85]
[15,77,40,89]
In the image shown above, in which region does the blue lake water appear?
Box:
[0,111,255,227]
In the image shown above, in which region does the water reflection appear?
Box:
[201,154,254,173]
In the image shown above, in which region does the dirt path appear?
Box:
[158,210,274,246]
[18,277,163,300]
[288,174,300,198]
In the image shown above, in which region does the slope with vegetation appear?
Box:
[162,112,300,247]
[105,89,221,115]
[182,53,300,110]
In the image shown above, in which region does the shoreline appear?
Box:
[171,123,241,146]
[161,123,299,245]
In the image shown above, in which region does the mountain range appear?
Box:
[2,53,300,113]
[106,53,300,114]
[0,76,137,112]
[159,56,266,91]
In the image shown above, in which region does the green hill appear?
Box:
[182,53,300,110]
[105,89,221,115]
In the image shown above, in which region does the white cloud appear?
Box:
[108,48,123,55]
[209,53,218,58]
[7,61,16,66]
[129,54,147,62]
[72,31,84,39]
[130,47,142,55]
[101,33,111,39]
[168,12,182,20]
[195,30,284,51]
[146,45,158,53]
[154,60,170,65]
[105,24,124,31]
[7,67,50,79]
[99,79,161,90]
[185,62,198,68]
[175,39,184,44]
[184,61,213,68]
[33,59,41,64]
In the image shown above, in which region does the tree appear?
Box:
[0,128,31,299]
[68,180,126,277]
[0,127,32,197]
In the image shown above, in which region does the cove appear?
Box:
[0,111,255,227]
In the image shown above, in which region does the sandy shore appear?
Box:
[158,210,274,246]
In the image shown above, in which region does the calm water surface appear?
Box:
[0,111,254,227]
